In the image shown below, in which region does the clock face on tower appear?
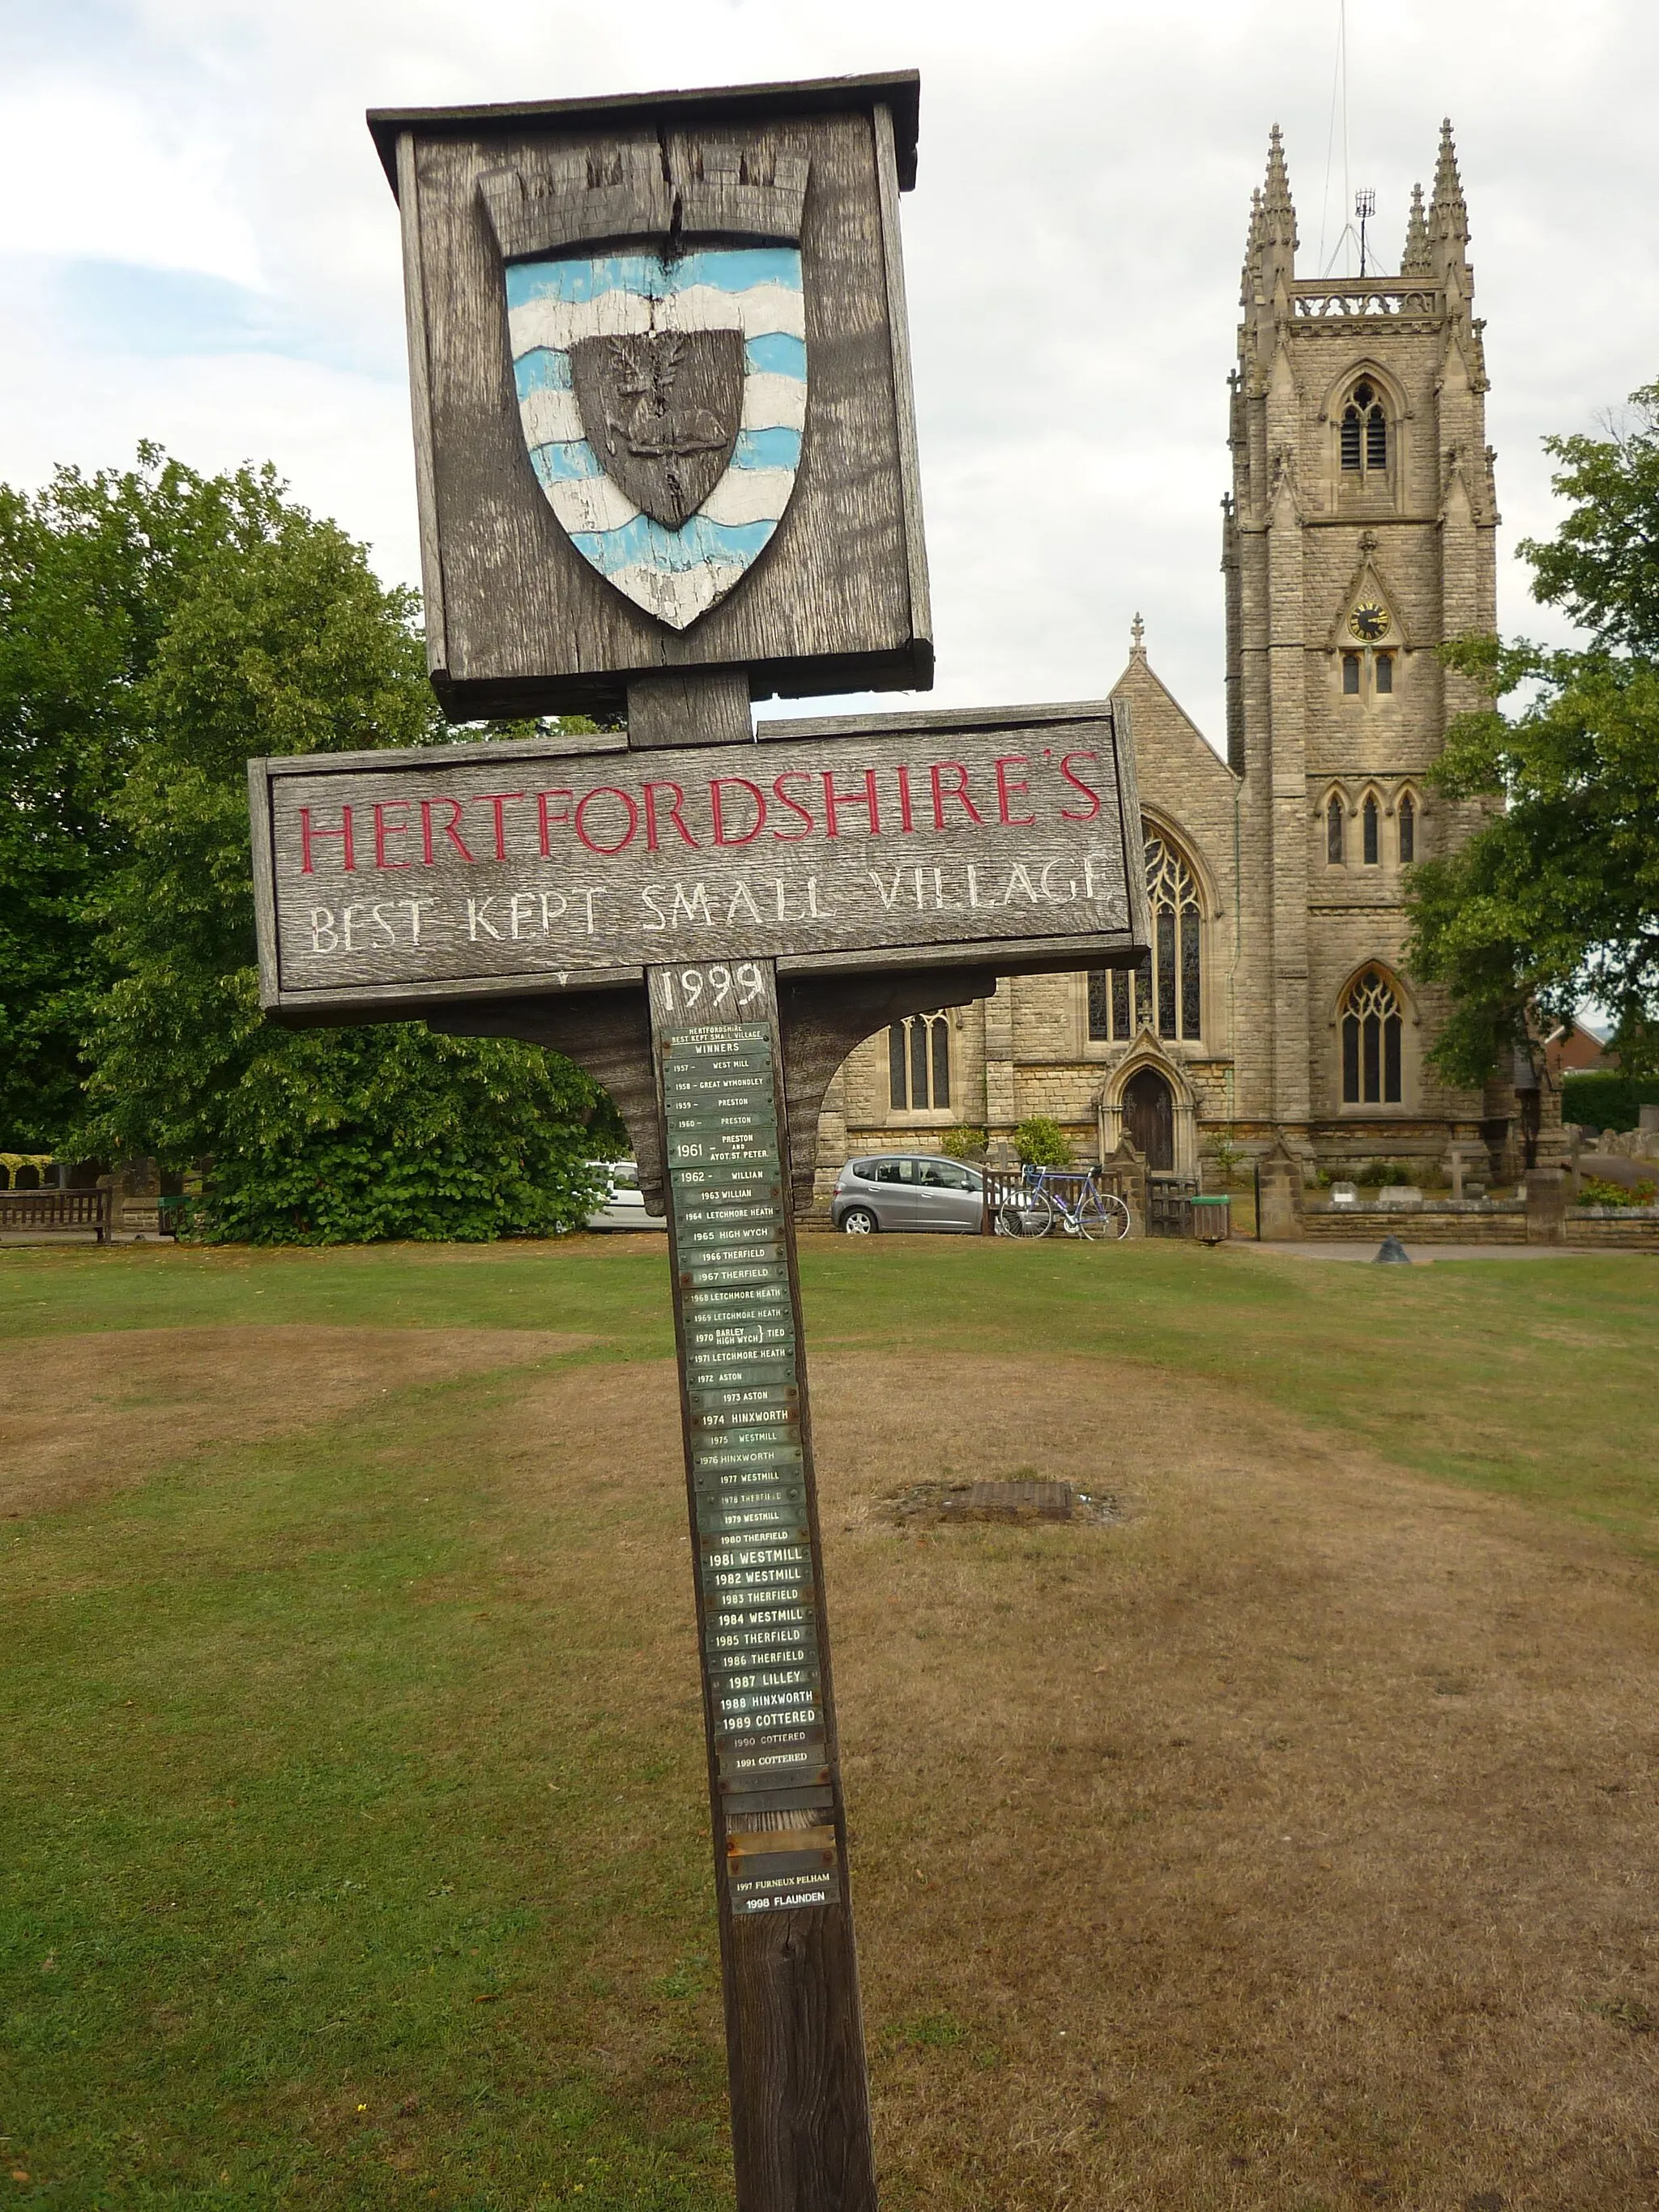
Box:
[1348,601,1392,643]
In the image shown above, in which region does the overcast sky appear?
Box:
[3,0,1656,744]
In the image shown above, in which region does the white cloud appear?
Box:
[0,82,262,282]
[3,0,1657,744]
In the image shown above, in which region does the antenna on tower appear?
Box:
[1354,186,1375,277]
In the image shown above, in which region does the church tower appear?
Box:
[812,122,1520,1200]
[1222,121,1499,1160]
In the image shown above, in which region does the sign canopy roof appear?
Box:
[367,69,922,196]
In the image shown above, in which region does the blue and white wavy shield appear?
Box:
[505,247,807,630]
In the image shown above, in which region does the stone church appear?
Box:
[815,121,1526,1195]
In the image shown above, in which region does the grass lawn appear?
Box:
[2,1235,1657,2210]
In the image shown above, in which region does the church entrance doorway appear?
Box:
[1123,1068,1175,1171]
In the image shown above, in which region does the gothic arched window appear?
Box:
[889,1012,950,1111]
[1341,379,1388,476]
[1363,794,1380,864]
[1327,795,1345,864]
[1087,829,1203,1044]
[1397,791,1416,863]
[1341,969,1403,1105]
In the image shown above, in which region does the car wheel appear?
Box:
[840,1207,879,1234]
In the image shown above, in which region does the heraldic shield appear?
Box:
[480,145,809,631]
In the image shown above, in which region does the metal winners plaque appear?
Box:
[249,70,1149,2212]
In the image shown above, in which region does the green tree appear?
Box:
[1407,381,1659,1083]
[0,448,271,1144]
[3,445,616,1238]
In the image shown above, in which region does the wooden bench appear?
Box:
[0,1189,110,1241]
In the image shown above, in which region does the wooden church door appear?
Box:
[1123,1068,1175,1171]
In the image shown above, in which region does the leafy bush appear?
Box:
[941,1125,987,1161]
[1013,1116,1072,1167]
[1579,1175,1658,1208]
[1562,1072,1659,1134]
[1354,1159,1422,1187]
[192,1025,612,1244]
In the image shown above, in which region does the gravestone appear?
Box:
[250,71,1149,2212]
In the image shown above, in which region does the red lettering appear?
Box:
[372,802,409,870]
[994,755,1036,827]
[300,804,355,874]
[770,771,816,842]
[420,797,475,863]
[821,767,879,839]
[536,789,574,854]
[471,791,525,862]
[710,777,766,847]
[643,781,699,852]
[1059,751,1102,822]
[929,761,983,829]
[575,786,638,855]
[896,764,915,833]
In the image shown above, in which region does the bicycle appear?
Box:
[994,1167,1132,1242]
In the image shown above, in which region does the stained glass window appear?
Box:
[1086,831,1202,1044]
[1341,969,1403,1105]
[1397,791,1415,863]
[1363,795,1380,864]
[889,1013,951,1110]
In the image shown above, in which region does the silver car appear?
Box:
[831,1154,984,1234]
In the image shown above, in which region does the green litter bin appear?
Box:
[1191,1195,1231,1245]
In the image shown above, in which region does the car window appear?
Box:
[934,1161,972,1189]
[850,1160,876,1180]
[874,1158,915,1183]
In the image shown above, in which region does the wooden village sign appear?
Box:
[249,72,1148,2212]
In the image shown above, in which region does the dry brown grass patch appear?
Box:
[483,1348,1659,2210]
[0,1325,590,1518]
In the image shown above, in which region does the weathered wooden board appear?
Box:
[250,700,1146,1017]
[654,958,876,2212]
[370,75,930,719]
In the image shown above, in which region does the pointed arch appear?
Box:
[1332,962,1419,1110]
[1392,780,1425,863]
[1095,1033,1201,1179]
[1314,782,1350,865]
[1322,359,1406,502]
[1085,815,1209,1047]
[1358,784,1384,865]
[1319,357,1410,433]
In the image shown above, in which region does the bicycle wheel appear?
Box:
[1077,1191,1132,1242]
[996,1191,1054,1238]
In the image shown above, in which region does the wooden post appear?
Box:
[649,955,877,2212]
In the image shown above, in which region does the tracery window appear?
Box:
[1088,830,1202,1043]
[1341,379,1388,476]
[1327,795,1345,864]
[889,1012,950,1111]
[1363,795,1380,864]
[1397,791,1416,863]
[1341,969,1403,1105]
